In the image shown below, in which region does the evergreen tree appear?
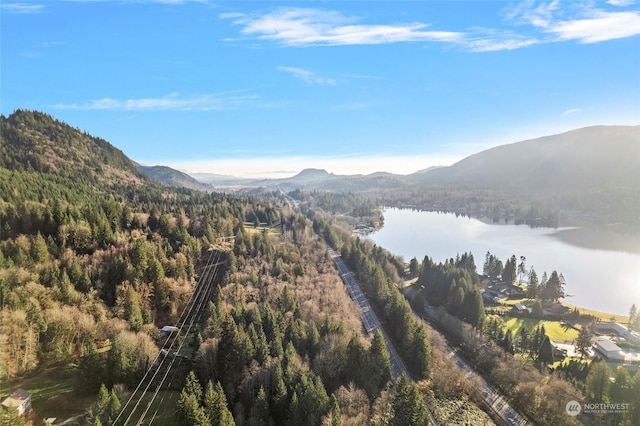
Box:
[203,381,234,426]
[390,375,428,426]
[346,335,367,389]
[183,370,203,403]
[270,364,288,422]
[542,270,565,301]
[538,336,554,364]
[576,325,592,359]
[124,286,143,332]
[106,389,122,424]
[286,392,302,426]
[329,394,342,426]
[369,330,392,395]
[30,231,49,262]
[95,384,110,417]
[527,267,539,299]
[249,386,270,424]
[586,361,610,403]
[76,343,106,393]
[503,255,517,285]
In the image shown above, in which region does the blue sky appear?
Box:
[2,0,639,178]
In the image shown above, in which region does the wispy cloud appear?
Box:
[53,92,258,111]
[607,0,635,6]
[277,66,337,86]
[561,108,583,116]
[509,1,640,43]
[222,8,463,47]
[1,2,45,13]
[463,31,539,52]
[223,5,640,52]
[547,11,640,43]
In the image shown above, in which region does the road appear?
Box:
[331,246,527,426]
[329,247,436,425]
[423,304,528,426]
[329,248,407,377]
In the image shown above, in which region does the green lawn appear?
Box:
[504,318,579,343]
[1,365,94,424]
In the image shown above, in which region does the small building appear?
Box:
[1,388,32,416]
[594,339,625,361]
[596,322,640,345]
[161,325,179,333]
[514,303,532,314]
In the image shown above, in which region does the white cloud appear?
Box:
[224,5,640,52]
[1,2,45,13]
[507,2,640,43]
[53,92,258,111]
[222,8,463,46]
[548,11,640,43]
[607,0,635,6]
[561,108,583,116]
[464,34,538,52]
[277,66,337,86]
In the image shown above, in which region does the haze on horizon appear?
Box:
[2,0,639,178]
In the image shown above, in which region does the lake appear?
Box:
[367,208,640,316]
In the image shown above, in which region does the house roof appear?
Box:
[1,389,31,408]
[595,339,622,353]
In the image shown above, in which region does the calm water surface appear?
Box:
[368,208,640,316]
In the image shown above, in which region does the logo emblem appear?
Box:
[566,400,581,416]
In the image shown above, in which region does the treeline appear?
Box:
[416,253,485,328]
[379,189,561,228]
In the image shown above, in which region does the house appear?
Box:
[596,322,640,346]
[594,339,625,361]
[1,388,32,416]
[514,303,532,314]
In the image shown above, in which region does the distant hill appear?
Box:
[410,125,640,192]
[135,163,211,191]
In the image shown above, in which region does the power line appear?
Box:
[112,247,223,426]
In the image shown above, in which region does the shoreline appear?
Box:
[560,301,630,324]
[551,227,640,255]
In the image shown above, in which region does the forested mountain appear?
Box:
[0,110,434,425]
[412,125,640,191]
[1,110,145,189]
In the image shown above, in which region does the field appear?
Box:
[504,318,579,343]
[0,365,93,424]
